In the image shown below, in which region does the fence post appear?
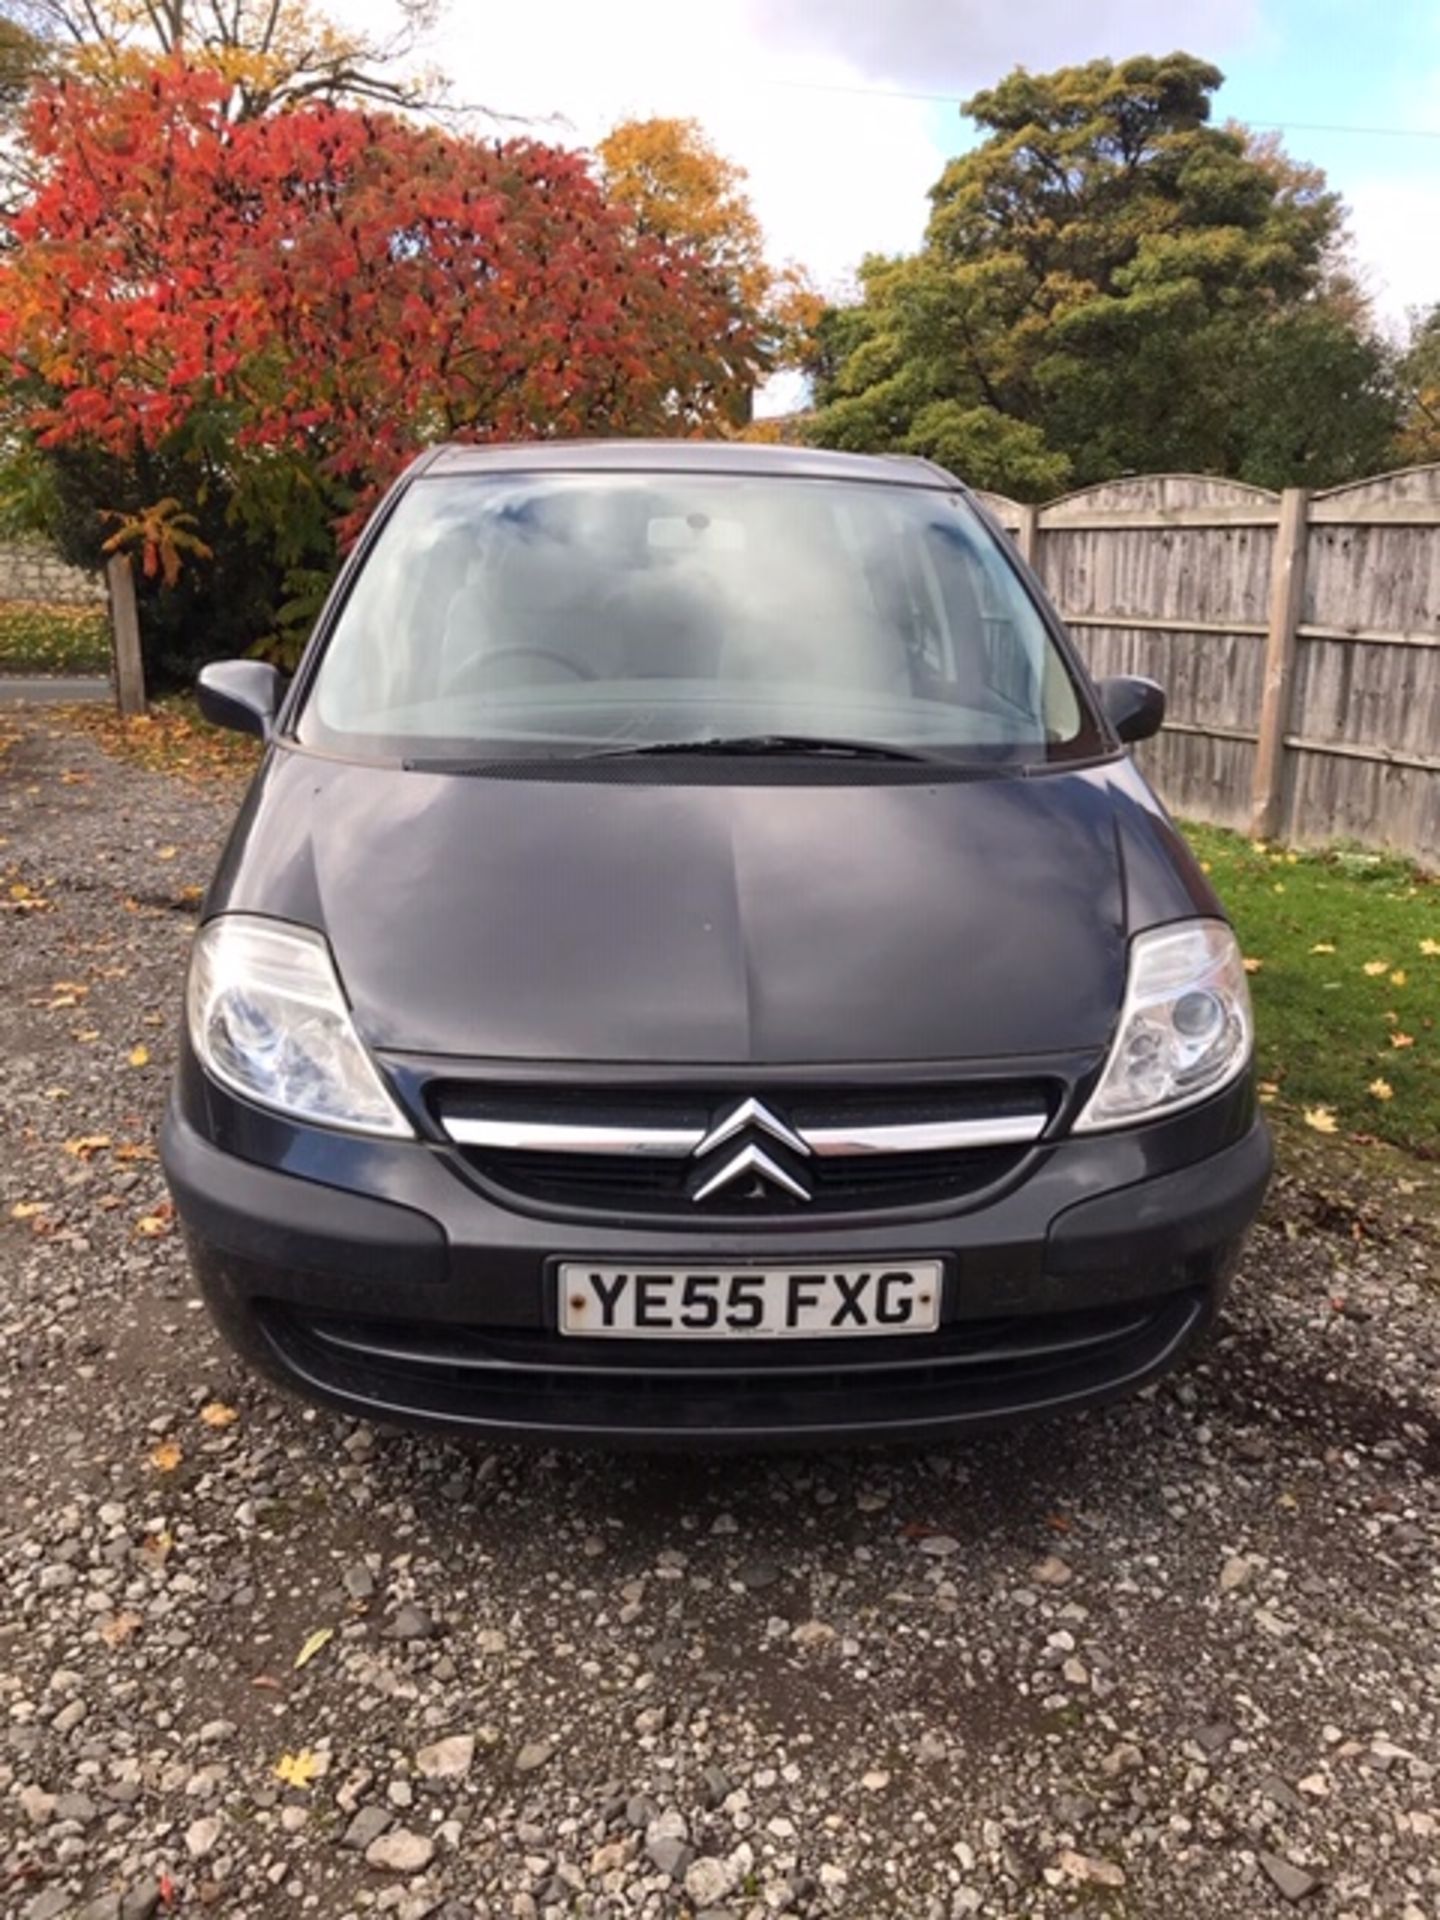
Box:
[1014,503,1040,571]
[1249,487,1309,841]
[105,553,146,718]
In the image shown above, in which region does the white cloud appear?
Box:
[743,0,1262,93]
[1343,170,1440,327]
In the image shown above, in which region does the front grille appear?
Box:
[256,1289,1208,1437]
[429,1080,1058,1220]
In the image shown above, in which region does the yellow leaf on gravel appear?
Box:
[156,845,178,861]
[1362,960,1389,976]
[1390,1031,1416,1050]
[135,1213,172,1238]
[200,1401,238,1429]
[150,1439,182,1473]
[1310,943,1336,955]
[10,1201,47,1219]
[1304,1106,1339,1134]
[64,1134,111,1159]
[275,1750,321,1790]
[294,1627,334,1671]
[1369,1079,1395,1102]
[99,1610,143,1647]
[128,1044,150,1068]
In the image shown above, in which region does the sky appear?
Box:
[349,0,1440,329]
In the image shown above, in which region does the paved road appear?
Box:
[0,674,112,705]
[1,715,1438,1920]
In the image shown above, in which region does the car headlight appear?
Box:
[186,915,413,1138]
[1075,918,1253,1132]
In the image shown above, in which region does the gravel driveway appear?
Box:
[2,714,1438,1920]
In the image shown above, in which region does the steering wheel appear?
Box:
[450,645,595,693]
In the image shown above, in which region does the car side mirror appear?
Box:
[197,660,285,741]
[1097,675,1166,745]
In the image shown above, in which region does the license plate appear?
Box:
[557,1263,944,1339]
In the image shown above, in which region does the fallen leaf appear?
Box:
[64,1133,111,1159]
[1243,956,1263,974]
[199,1401,238,1429]
[1390,1031,1415,1049]
[150,1439,182,1473]
[1309,942,1336,955]
[274,1749,321,1790]
[1057,1850,1126,1889]
[99,1610,144,1647]
[135,1213,173,1238]
[1303,1106,1339,1134]
[251,1672,283,1691]
[128,1044,151,1068]
[10,1201,48,1219]
[1362,959,1390,977]
[294,1626,334,1671]
[156,845,178,861]
[1369,1079,1394,1102]
[1420,938,1440,958]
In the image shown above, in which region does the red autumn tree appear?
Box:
[0,60,759,668]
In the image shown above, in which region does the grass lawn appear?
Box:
[0,600,111,674]
[1183,823,1439,1156]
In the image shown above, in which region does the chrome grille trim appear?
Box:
[439,1109,1048,1157]
[804,1113,1047,1155]
[441,1118,704,1157]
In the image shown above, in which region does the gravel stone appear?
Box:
[366,1828,436,1874]
[24,1892,72,1920]
[1259,1852,1323,1901]
[415,1733,475,1779]
[685,1856,739,1906]
[344,1804,396,1850]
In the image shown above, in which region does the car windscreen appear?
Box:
[295,470,1105,766]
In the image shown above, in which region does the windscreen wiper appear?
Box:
[592,733,937,763]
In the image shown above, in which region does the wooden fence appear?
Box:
[977,465,1440,869]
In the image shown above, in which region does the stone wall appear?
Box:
[0,539,106,606]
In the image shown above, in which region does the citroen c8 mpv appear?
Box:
[161,440,1272,1444]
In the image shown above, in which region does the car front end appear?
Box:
[161,442,1271,1446]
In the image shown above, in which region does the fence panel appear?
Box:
[978,467,1440,866]
[1036,478,1278,832]
[1284,467,1440,861]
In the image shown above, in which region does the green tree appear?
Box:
[1396,305,1440,464]
[809,52,1396,496]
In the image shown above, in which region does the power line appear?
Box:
[751,73,1440,142]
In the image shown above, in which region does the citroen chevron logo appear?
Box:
[690,1099,812,1203]
[693,1098,810,1161]
[691,1143,811,1205]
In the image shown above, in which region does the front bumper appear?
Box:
[160,1064,1272,1445]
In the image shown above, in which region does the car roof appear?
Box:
[418,439,960,490]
